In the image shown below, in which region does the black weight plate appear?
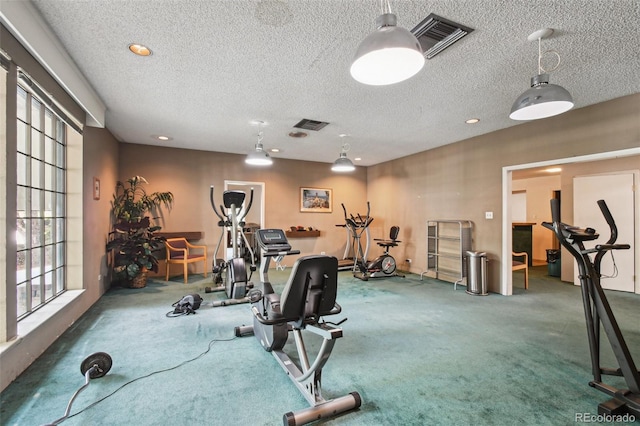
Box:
[80,352,113,378]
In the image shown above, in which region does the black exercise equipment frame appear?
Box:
[543,198,639,417]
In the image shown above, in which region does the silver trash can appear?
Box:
[466,251,488,296]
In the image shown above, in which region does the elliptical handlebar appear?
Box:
[342,202,372,228]
[210,186,254,223]
[544,199,629,253]
[597,199,618,246]
[238,188,254,223]
[210,186,225,221]
[551,198,561,224]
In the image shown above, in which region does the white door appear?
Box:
[573,173,635,292]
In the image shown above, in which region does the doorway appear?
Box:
[223,180,265,260]
[501,147,640,296]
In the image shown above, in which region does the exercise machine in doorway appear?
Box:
[208,186,257,306]
[543,198,639,418]
[235,229,362,425]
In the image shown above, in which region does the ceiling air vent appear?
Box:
[411,13,474,59]
[293,118,329,131]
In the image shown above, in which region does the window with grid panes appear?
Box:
[16,84,66,319]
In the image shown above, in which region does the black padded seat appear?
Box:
[279,255,338,324]
[375,225,401,249]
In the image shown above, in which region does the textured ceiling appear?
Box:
[24,0,640,166]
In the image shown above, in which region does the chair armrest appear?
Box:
[512,251,528,262]
[185,241,206,252]
[166,247,187,259]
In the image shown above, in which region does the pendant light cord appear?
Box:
[381,0,391,14]
[537,37,561,74]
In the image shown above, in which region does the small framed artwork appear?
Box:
[300,187,332,213]
[93,177,100,200]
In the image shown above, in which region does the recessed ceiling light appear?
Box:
[354,157,361,161]
[465,118,480,124]
[152,135,172,141]
[129,43,152,56]
[270,148,281,153]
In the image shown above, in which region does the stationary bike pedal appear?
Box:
[248,288,263,303]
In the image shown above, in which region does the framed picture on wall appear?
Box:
[300,187,332,213]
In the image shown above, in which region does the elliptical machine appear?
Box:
[343,202,404,281]
[235,229,362,425]
[542,198,639,418]
[336,204,372,271]
[336,201,373,274]
[209,186,257,305]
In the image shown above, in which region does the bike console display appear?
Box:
[256,228,292,253]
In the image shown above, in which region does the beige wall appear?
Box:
[367,94,640,293]
[83,127,120,293]
[117,144,368,276]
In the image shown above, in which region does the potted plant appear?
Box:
[107,176,174,287]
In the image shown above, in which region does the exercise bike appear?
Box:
[542,198,639,418]
[208,186,257,306]
[235,229,362,425]
[343,203,404,281]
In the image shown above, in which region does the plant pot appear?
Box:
[130,268,148,288]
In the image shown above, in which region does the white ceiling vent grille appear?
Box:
[411,13,474,59]
[293,118,329,131]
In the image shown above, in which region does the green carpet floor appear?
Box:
[1,266,638,425]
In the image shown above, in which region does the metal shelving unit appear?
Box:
[420,220,473,289]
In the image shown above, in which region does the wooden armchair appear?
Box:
[512,251,529,290]
[165,238,207,284]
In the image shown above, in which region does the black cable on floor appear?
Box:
[66,336,237,419]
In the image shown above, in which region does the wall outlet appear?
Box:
[485,211,493,219]
[406,259,412,264]
[321,251,326,255]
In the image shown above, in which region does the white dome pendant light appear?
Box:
[350,0,425,86]
[331,143,356,172]
[510,28,574,121]
[245,121,273,166]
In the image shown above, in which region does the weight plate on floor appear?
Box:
[80,352,113,378]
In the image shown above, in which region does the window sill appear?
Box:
[0,289,85,355]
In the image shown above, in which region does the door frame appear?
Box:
[223,180,265,256]
[501,147,640,296]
